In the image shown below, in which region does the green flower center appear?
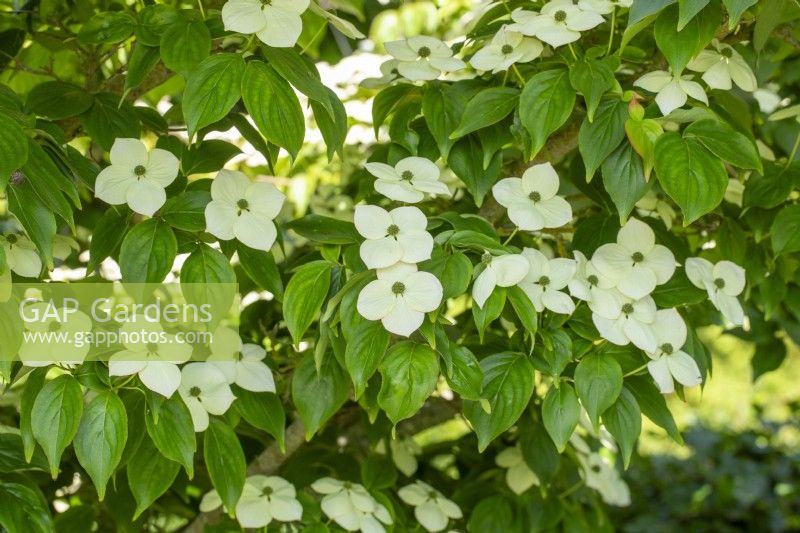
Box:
[146,342,158,354]
[661,343,674,355]
[587,274,599,286]
[714,278,725,289]
[631,252,644,263]
[401,170,414,181]
[721,48,733,58]
[428,491,438,500]
[189,386,202,397]
[134,165,147,177]
[621,303,634,315]
[48,321,62,333]
[6,234,18,245]
[481,252,492,265]
[261,486,274,497]
[392,282,406,295]
[342,481,353,489]
[501,44,514,55]
[237,199,250,211]
[418,46,431,58]
[529,191,542,203]
[538,276,550,286]
[386,224,400,237]
[260,0,272,6]
[554,10,567,22]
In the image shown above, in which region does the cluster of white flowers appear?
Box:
[571,432,631,506]
[509,0,606,48]
[221,0,310,48]
[385,36,467,81]
[635,40,757,116]
[365,157,451,204]
[201,475,303,528]
[312,478,393,532]
[686,257,746,326]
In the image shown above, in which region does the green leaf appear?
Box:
[654,132,728,224]
[625,115,663,179]
[539,329,573,378]
[579,99,628,180]
[602,141,649,223]
[311,87,348,161]
[284,261,333,343]
[81,93,141,151]
[160,191,211,232]
[677,0,710,29]
[0,111,28,187]
[683,119,762,172]
[160,18,210,73]
[722,0,757,28]
[421,249,473,300]
[291,352,350,439]
[0,481,53,533]
[422,83,466,159]
[119,219,177,283]
[627,375,682,443]
[136,4,180,46]
[88,207,130,272]
[378,342,439,425]
[519,69,576,158]
[78,12,136,43]
[237,244,284,301]
[542,383,581,452]
[0,432,48,474]
[507,285,539,334]
[284,214,360,244]
[127,434,180,519]
[439,341,484,401]
[125,44,161,94]
[204,418,246,514]
[31,374,84,478]
[234,388,286,452]
[181,243,237,330]
[183,53,246,139]
[771,204,800,257]
[360,456,397,491]
[448,136,502,206]
[19,368,48,462]
[742,163,795,209]
[651,268,707,307]
[654,3,719,72]
[450,87,519,139]
[242,61,306,160]
[261,47,334,117]
[182,140,241,175]
[574,353,623,428]
[754,0,789,51]
[345,319,390,399]
[569,58,618,121]
[629,0,675,25]
[463,352,535,451]
[145,393,196,478]
[472,287,506,342]
[74,392,128,500]
[601,387,641,468]
[26,81,93,120]
[21,139,78,229]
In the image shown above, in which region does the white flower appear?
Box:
[18,305,92,367]
[95,138,179,217]
[385,36,466,81]
[578,0,633,14]
[517,248,576,314]
[361,59,401,89]
[1,233,42,278]
[568,251,624,312]
[201,475,303,528]
[221,0,310,48]
[365,157,451,203]
[178,362,237,432]
[205,169,285,252]
[354,205,433,269]
[687,40,757,92]
[108,321,192,398]
[591,293,658,352]
[645,309,703,394]
[634,71,709,116]
[389,437,421,477]
[470,26,543,73]
[635,191,677,228]
[53,235,79,262]
[357,263,443,337]
[398,481,462,532]
[578,453,631,507]
[592,218,676,300]
[207,328,276,393]
[492,163,572,232]
[472,254,529,308]
[724,178,745,206]
[495,446,539,494]
[685,257,746,326]
[509,1,604,48]
[312,478,393,533]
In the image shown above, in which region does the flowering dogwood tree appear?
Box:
[0,0,798,531]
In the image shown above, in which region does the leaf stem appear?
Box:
[623,362,650,378]
[503,228,519,245]
[511,64,526,85]
[606,7,616,56]
[785,130,800,169]
[567,42,578,60]
[196,0,205,18]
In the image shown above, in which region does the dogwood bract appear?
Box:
[687,40,757,92]
[645,308,703,394]
[578,0,633,14]
[178,362,237,432]
[495,445,540,495]
[685,257,746,325]
[1,233,42,278]
[95,138,179,217]
[472,254,529,308]
[568,250,623,313]
[312,478,393,533]
[517,248,576,314]
[591,293,658,352]
[578,452,631,506]
[205,169,285,252]
[492,163,572,232]
[469,26,543,73]
[365,157,451,203]
[398,481,463,532]
[634,70,709,116]
[592,218,676,300]
[201,475,303,528]
[357,262,443,337]
[221,0,309,48]
[384,36,466,81]
[208,328,276,393]
[354,205,433,269]
[510,0,604,48]
[18,306,93,367]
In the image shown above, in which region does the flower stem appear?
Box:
[785,130,800,170]
[606,7,616,56]
[623,362,650,378]
[503,228,519,246]
[196,0,205,18]
[567,42,578,60]
[511,64,526,85]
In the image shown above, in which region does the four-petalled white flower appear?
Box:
[201,475,303,528]
[510,0,604,48]
[492,163,572,232]
[634,70,708,116]
[205,169,285,252]
[221,0,310,48]
[18,304,93,367]
[1,233,42,278]
[398,481,463,533]
[645,308,703,394]
[578,0,633,14]
[687,39,757,92]
[178,362,237,432]
[312,478,393,533]
[473,253,530,308]
[685,257,746,325]
[355,205,434,269]
[95,138,180,217]
[591,293,658,352]
[207,327,276,393]
[517,248,577,314]
[568,250,623,313]
[385,36,466,81]
[470,26,543,73]
[495,445,539,495]
[357,263,443,337]
[365,157,451,203]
